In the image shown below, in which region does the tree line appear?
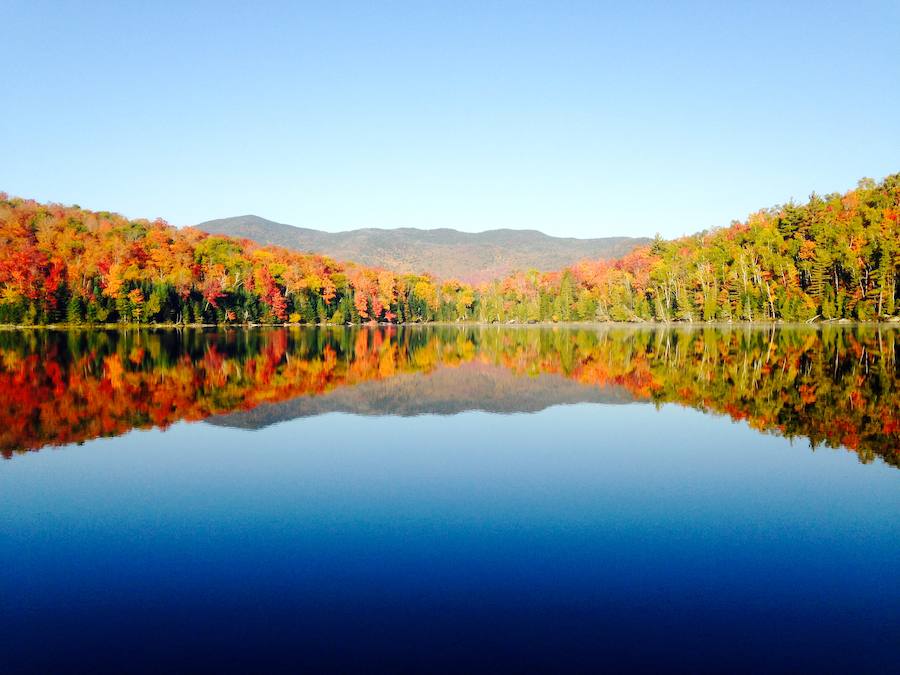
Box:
[1,173,898,325]
[483,174,900,322]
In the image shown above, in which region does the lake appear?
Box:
[1,325,898,671]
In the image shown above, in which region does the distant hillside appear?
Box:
[194,215,649,283]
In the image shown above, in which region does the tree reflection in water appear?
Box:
[1,325,897,467]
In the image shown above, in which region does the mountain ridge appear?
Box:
[194,215,650,283]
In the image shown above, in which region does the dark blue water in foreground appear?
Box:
[3,405,898,672]
[1,327,898,671]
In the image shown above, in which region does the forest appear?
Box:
[0,173,898,325]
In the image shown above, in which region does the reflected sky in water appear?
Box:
[1,327,898,671]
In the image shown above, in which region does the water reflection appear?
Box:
[1,325,898,466]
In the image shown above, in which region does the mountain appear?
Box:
[194,215,650,283]
[205,361,635,430]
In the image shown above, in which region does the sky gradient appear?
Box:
[3,1,899,239]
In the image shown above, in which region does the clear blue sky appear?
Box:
[3,1,898,239]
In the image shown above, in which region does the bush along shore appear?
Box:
[1,174,898,326]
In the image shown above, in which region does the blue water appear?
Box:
[2,402,898,671]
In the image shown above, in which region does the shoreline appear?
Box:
[2,318,899,331]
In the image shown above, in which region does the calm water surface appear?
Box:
[1,326,898,671]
